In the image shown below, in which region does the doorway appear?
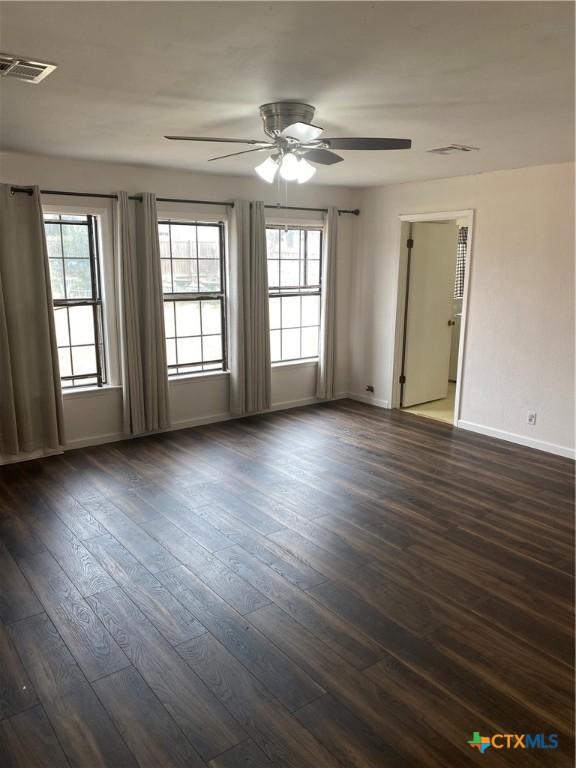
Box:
[392,211,473,426]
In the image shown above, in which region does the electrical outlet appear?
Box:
[366,385,374,393]
[527,411,537,426]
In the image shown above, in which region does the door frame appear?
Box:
[391,209,475,426]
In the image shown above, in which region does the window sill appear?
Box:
[63,385,122,399]
[272,358,318,371]
[169,370,230,385]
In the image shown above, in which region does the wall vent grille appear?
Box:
[0,53,57,83]
[427,144,479,155]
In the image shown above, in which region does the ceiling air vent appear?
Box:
[427,144,479,156]
[0,53,57,83]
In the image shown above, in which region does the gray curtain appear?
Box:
[115,192,169,435]
[316,206,338,400]
[228,200,271,416]
[0,184,65,460]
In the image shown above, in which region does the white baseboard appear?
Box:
[62,396,326,452]
[64,431,126,451]
[269,396,320,412]
[346,391,390,409]
[457,420,575,459]
[170,411,232,431]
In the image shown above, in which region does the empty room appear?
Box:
[0,2,574,766]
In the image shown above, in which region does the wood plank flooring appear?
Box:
[0,399,574,767]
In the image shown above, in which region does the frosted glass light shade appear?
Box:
[255,156,278,183]
[296,158,316,183]
[279,153,300,181]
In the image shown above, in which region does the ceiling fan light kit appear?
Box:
[166,101,412,184]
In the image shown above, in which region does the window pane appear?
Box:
[163,302,175,337]
[175,300,201,337]
[172,259,198,292]
[45,224,63,259]
[54,307,70,346]
[159,224,170,259]
[270,329,281,362]
[307,230,321,258]
[72,345,97,376]
[281,328,300,360]
[61,224,90,258]
[267,259,279,289]
[161,258,173,292]
[49,259,65,299]
[269,297,280,329]
[166,338,176,367]
[201,300,221,335]
[198,259,221,292]
[266,228,279,258]
[301,326,319,358]
[202,334,222,362]
[177,336,202,365]
[197,226,220,259]
[281,229,300,258]
[58,347,72,377]
[282,296,300,329]
[302,295,320,326]
[170,225,196,259]
[69,305,95,346]
[306,259,320,287]
[64,259,92,298]
[280,260,300,288]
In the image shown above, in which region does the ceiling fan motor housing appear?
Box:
[259,102,316,137]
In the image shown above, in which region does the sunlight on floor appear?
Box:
[402,382,456,425]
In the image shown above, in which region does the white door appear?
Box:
[402,222,459,407]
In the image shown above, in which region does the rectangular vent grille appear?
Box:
[0,53,57,83]
[427,144,479,156]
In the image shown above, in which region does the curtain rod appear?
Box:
[9,186,360,216]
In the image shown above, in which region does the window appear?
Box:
[159,221,226,376]
[44,213,106,388]
[266,226,322,363]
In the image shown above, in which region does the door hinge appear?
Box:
[406,238,414,248]
[399,375,406,384]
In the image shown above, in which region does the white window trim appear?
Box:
[42,197,121,393]
[266,221,324,365]
[272,359,318,370]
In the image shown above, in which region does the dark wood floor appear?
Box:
[0,400,573,767]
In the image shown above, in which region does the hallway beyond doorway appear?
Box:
[402,381,456,424]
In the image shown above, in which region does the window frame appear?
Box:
[266,224,323,364]
[43,212,107,389]
[159,219,228,377]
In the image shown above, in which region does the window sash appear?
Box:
[44,214,106,388]
[159,221,227,376]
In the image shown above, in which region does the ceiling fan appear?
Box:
[165,101,411,184]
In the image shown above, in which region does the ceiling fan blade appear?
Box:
[303,148,344,165]
[324,137,412,150]
[208,147,271,162]
[165,135,270,145]
[281,122,323,143]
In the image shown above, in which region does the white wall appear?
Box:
[1,151,357,449]
[351,162,575,457]
[3,152,573,458]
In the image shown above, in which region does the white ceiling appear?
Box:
[0,1,573,187]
